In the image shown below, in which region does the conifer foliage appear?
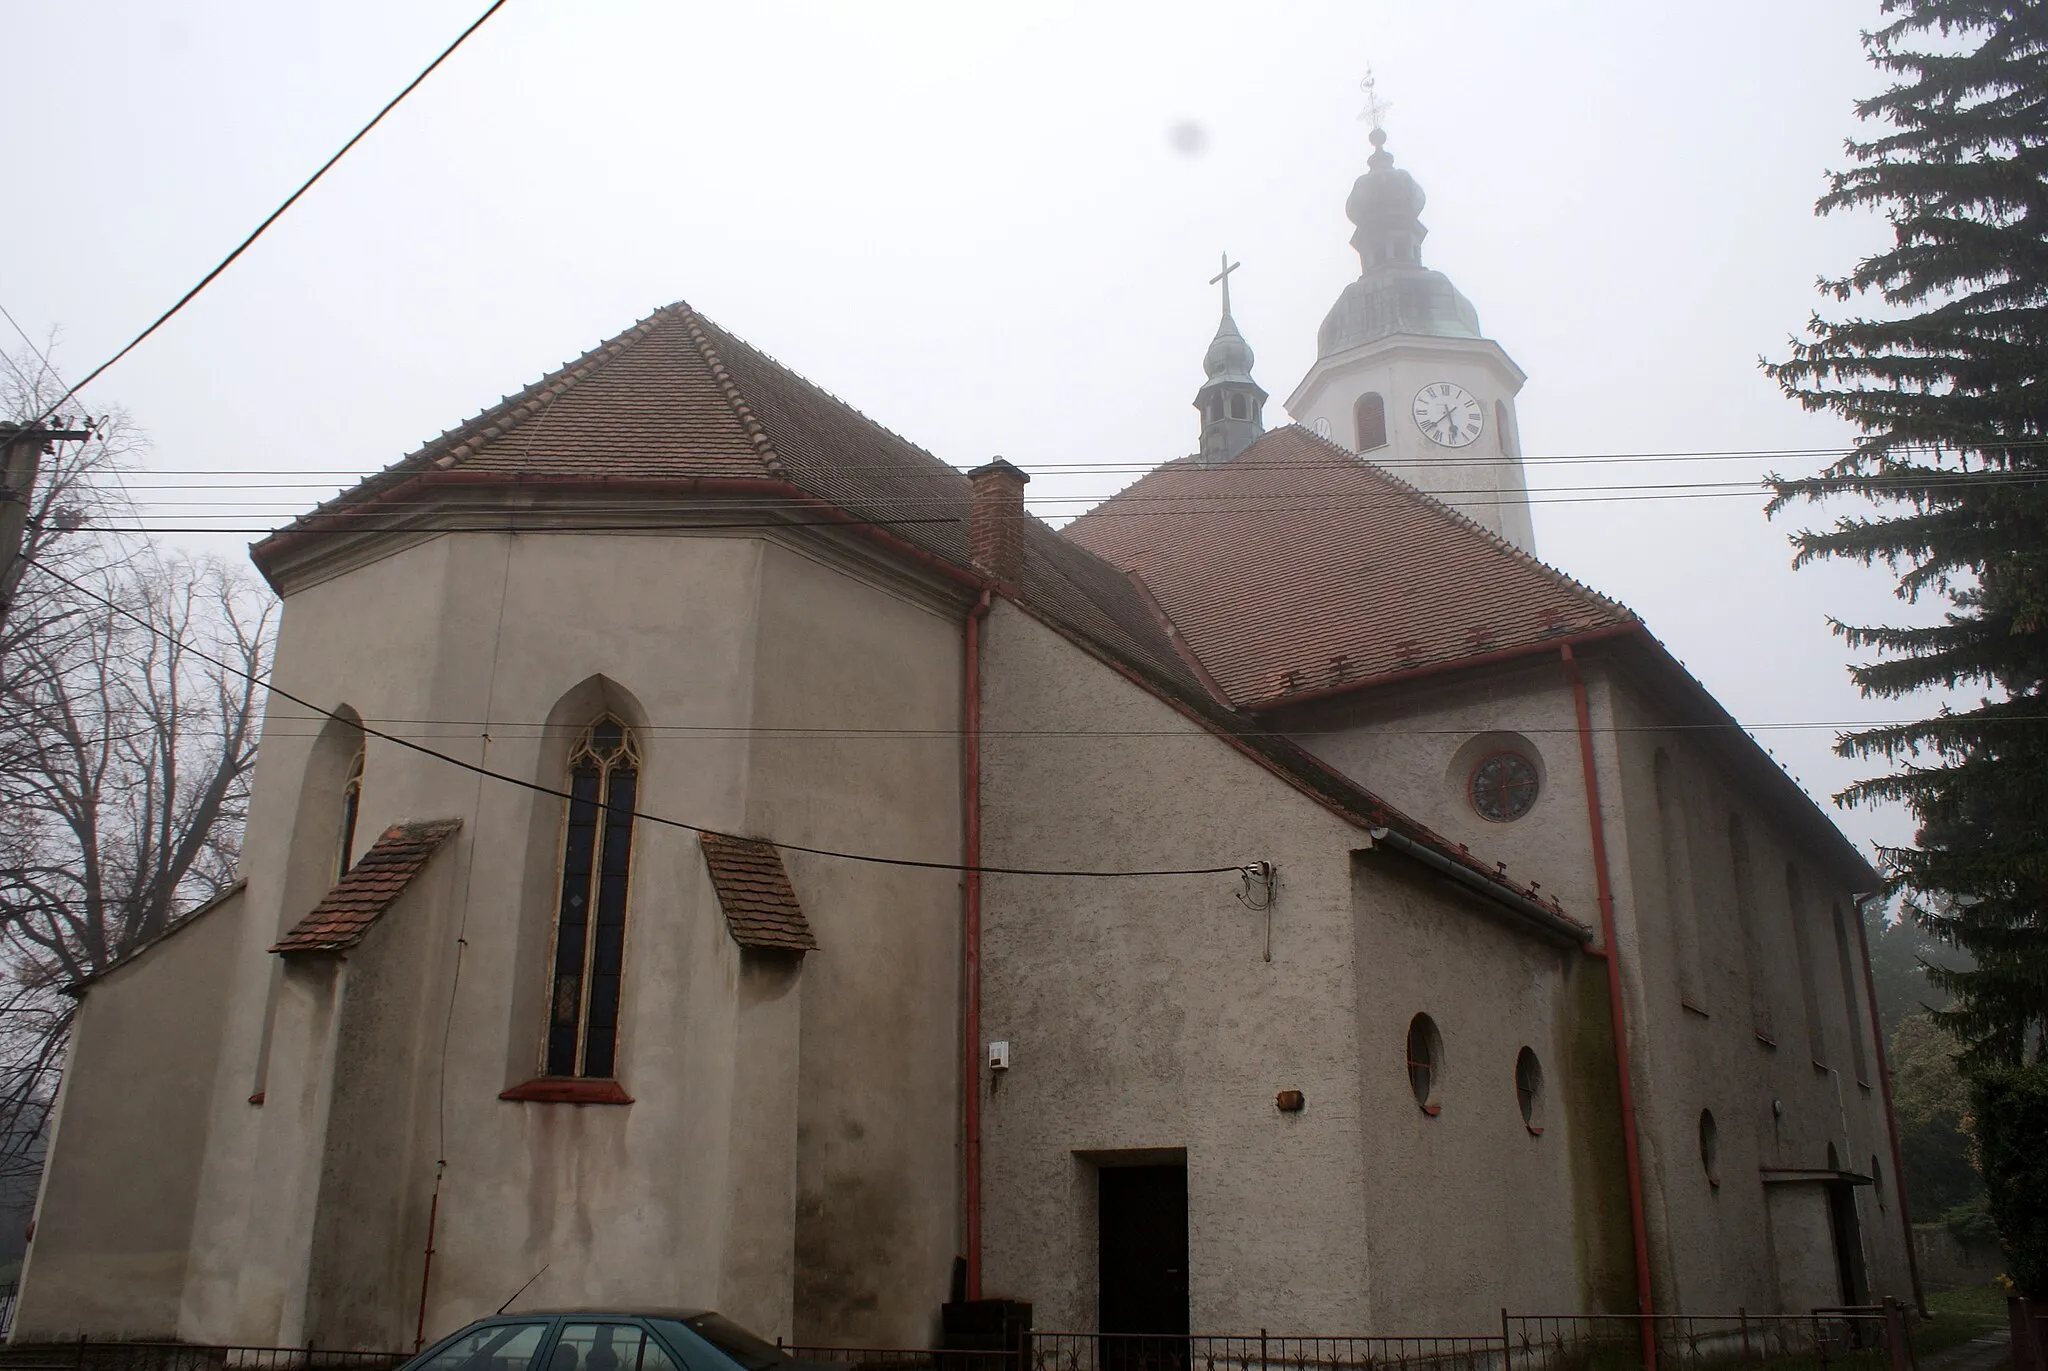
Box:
[1767,1,2048,1070]
[1769,0,2048,1296]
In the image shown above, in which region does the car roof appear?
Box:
[497,1309,714,1320]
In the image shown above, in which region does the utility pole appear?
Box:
[0,418,93,637]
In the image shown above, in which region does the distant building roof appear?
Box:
[271,820,462,955]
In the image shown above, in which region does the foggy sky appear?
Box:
[6,0,1937,857]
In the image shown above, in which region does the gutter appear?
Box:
[962,588,992,1301]
[251,473,992,599]
[1561,644,1658,1371]
[1854,891,1926,1314]
[1365,827,1589,947]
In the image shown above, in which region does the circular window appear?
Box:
[1515,1047,1544,1133]
[1699,1109,1720,1188]
[1470,752,1540,822]
[1406,1014,1443,1115]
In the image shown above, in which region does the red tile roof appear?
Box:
[246,304,1586,940]
[271,820,461,955]
[700,832,817,952]
[251,303,1207,699]
[1061,425,1637,707]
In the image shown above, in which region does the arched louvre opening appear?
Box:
[545,715,641,1079]
[1355,393,1388,452]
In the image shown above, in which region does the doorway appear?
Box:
[1825,1178,1868,1305]
[1098,1162,1189,1371]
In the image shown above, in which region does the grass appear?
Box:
[1913,1283,2011,1362]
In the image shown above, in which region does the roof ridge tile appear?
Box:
[675,301,789,479]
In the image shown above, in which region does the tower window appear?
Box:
[1228,393,1247,420]
[545,715,641,1079]
[1700,1109,1720,1187]
[1355,393,1387,452]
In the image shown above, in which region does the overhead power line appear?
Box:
[11,0,510,432]
[78,436,2048,479]
[28,562,1247,882]
[240,713,2047,740]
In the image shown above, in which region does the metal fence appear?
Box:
[787,1334,1507,1371]
[789,1306,1914,1371]
[0,1344,407,1371]
[1500,1307,1911,1371]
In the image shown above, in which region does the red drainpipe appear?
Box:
[1853,893,1926,1314]
[1561,645,1657,1370]
[963,588,993,1301]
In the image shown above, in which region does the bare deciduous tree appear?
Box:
[0,345,275,1192]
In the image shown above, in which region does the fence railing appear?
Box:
[786,1335,1506,1371]
[0,1344,408,1371]
[789,1305,1916,1371]
[1499,1307,1912,1371]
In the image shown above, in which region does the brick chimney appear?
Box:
[967,458,1030,585]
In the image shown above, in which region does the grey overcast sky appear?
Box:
[7,0,1937,856]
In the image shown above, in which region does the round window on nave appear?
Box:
[1470,751,1540,822]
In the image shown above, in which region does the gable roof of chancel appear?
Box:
[249,305,1588,945]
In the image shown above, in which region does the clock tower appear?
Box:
[1285,125,1536,553]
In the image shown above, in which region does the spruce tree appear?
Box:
[1767,0,2048,1066]
[1768,0,2048,1296]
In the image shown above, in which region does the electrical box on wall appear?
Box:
[988,1041,1011,1071]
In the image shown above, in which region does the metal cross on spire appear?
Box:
[1359,66,1391,131]
[1210,253,1240,317]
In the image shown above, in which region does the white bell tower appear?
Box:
[1285,123,1536,553]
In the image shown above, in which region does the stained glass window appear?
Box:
[545,716,640,1079]
[1470,751,1539,822]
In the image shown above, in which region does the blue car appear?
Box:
[402,1311,798,1371]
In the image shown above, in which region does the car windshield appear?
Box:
[662,1315,789,1371]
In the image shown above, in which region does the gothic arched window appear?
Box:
[1355,393,1388,452]
[336,743,365,879]
[545,716,640,1079]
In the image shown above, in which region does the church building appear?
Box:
[14,125,1912,1351]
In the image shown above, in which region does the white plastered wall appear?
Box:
[977,603,1598,1335]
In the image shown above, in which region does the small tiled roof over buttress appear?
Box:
[699,833,817,952]
[272,820,462,955]
[1061,425,1637,708]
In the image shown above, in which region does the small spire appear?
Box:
[1210,253,1241,319]
[1193,255,1266,466]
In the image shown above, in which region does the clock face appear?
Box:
[1412,382,1485,448]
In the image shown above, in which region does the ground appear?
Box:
[1915,1283,2013,1371]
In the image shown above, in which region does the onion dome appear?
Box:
[1317,126,1482,358]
